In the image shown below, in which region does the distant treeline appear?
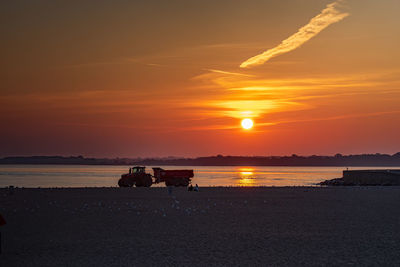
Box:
[2,153,400,166]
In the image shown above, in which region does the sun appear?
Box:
[241,118,254,130]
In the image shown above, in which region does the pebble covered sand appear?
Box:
[1,187,400,266]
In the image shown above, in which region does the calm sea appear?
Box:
[1,165,398,188]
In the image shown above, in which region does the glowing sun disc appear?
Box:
[241,118,254,130]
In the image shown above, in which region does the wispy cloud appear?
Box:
[146,63,163,67]
[262,110,400,128]
[205,69,255,77]
[240,1,349,68]
[187,68,400,128]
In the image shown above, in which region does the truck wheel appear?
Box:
[181,179,189,187]
[173,179,181,187]
[144,176,152,187]
[118,179,125,187]
[118,178,133,187]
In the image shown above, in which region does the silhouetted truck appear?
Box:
[118,166,194,187]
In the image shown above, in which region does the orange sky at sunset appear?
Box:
[1,0,400,157]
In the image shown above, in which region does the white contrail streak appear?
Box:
[240,1,349,68]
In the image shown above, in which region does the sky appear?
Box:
[1,0,400,158]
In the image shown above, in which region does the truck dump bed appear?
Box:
[153,168,194,180]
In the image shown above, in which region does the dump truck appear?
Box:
[118,166,194,187]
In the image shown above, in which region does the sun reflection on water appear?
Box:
[238,167,256,186]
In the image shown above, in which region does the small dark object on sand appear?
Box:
[167,186,173,195]
[8,186,14,195]
[0,213,6,254]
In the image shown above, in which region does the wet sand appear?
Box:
[1,187,400,266]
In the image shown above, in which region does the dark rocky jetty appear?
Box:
[320,169,400,186]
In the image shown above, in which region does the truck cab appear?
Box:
[131,166,146,174]
[119,166,152,187]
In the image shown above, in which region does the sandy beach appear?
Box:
[1,187,400,266]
